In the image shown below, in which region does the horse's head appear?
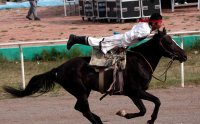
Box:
[154,28,187,63]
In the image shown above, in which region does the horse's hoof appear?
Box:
[116,109,127,117]
[147,120,154,124]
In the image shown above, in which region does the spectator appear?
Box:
[175,0,188,5]
[26,0,40,21]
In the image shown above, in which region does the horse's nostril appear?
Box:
[182,56,187,62]
[184,56,187,60]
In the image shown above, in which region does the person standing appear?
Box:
[175,0,188,5]
[26,0,40,21]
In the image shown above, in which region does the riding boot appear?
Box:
[67,34,88,50]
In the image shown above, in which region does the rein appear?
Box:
[128,50,174,83]
[132,35,177,82]
[152,58,174,83]
[153,35,177,82]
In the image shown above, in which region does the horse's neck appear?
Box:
[133,41,162,71]
[143,52,161,71]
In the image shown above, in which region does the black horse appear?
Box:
[3,28,187,124]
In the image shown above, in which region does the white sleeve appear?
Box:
[130,23,151,41]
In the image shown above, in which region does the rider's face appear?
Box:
[152,21,162,31]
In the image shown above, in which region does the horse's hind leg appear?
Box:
[74,96,103,124]
[61,81,102,124]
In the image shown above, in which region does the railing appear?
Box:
[168,31,200,87]
[171,0,200,12]
[63,0,78,16]
[0,31,200,89]
[0,39,66,89]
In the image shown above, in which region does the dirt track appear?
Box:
[0,86,200,124]
[0,5,200,124]
[0,7,200,42]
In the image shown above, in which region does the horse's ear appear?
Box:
[163,27,167,34]
[157,29,161,34]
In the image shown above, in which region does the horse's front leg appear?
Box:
[140,91,161,124]
[117,91,160,124]
[117,98,146,119]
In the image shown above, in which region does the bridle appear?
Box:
[129,51,173,83]
[128,35,178,83]
[159,35,179,60]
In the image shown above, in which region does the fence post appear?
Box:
[19,45,26,89]
[171,0,175,12]
[180,36,184,87]
[64,0,67,16]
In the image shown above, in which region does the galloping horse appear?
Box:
[3,28,187,124]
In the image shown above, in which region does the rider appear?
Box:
[67,13,163,54]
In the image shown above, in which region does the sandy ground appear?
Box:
[0,6,200,43]
[0,5,200,124]
[0,86,200,124]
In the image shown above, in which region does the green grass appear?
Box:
[33,48,67,61]
[0,42,200,99]
[163,16,170,20]
[150,56,200,89]
[0,60,66,98]
[149,40,200,88]
[196,16,200,21]
[151,39,200,88]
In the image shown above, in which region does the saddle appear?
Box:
[89,47,126,97]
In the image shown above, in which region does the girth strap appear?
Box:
[107,63,124,94]
[98,68,104,94]
[118,71,124,94]
[99,64,124,101]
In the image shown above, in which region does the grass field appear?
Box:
[151,51,200,88]
[0,48,199,98]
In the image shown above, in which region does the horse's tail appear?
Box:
[3,68,57,97]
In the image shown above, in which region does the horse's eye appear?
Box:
[163,36,172,44]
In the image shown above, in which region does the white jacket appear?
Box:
[88,22,152,54]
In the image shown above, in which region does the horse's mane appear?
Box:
[128,33,161,53]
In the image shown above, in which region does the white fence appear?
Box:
[0,39,66,89]
[63,0,78,16]
[0,31,200,89]
[171,0,200,12]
